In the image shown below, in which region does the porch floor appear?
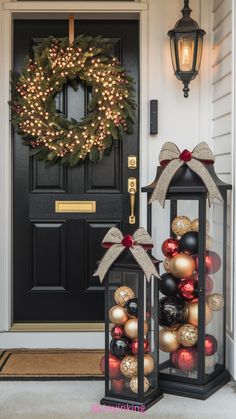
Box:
[0,380,235,419]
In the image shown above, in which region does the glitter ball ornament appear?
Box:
[111,325,124,340]
[172,216,191,236]
[159,296,187,327]
[177,278,198,300]
[161,238,181,258]
[124,298,138,318]
[160,273,180,296]
[205,334,218,356]
[120,355,138,378]
[124,318,148,340]
[129,376,149,394]
[191,218,210,234]
[177,348,197,372]
[114,286,135,307]
[169,253,196,279]
[163,258,172,273]
[131,339,149,355]
[100,353,121,379]
[159,328,180,353]
[207,293,224,311]
[186,301,213,327]
[177,324,198,348]
[109,305,128,325]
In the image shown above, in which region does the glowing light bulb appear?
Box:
[178,36,194,72]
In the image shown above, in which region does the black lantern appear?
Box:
[168,0,206,98]
[142,154,231,399]
[97,236,163,412]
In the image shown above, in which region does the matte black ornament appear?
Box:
[160,273,180,296]
[159,296,187,327]
[110,337,132,358]
[180,231,198,255]
[124,298,138,318]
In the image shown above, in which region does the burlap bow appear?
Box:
[149,142,223,207]
[93,227,159,283]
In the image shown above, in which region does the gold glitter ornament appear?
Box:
[159,328,180,352]
[109,305,128,325]
[114,286,135,307]
[163,258,172,273]
[129,376,150,394]
[207,293,224,311]
[191,218,210,233]
[120,355,138,378]
[177,324,198,347]
[172,216,191,236]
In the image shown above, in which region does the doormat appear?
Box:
[0,349,105,380]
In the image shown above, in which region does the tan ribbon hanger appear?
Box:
[149,141,223,207]
[69,14,75,45]
[93,227,159,283]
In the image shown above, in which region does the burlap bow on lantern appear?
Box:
[149,141,223,207]
[93,227,159,283]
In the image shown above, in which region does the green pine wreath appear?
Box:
[10,35,136,166]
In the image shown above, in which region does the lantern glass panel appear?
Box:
[177,33,195,72]
[106,266,159,402]
[204,201,225,380]
[170,37,177,72]
[196,36,203,72]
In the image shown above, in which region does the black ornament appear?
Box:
[124,298,138,318]
[160,273,180,296]
[159,296,187,327]
[179,231,198,255]
[110,337,131,358]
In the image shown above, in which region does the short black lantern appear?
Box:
[95,227,163,412]
[142,142,232,399]
[168,0,206,98]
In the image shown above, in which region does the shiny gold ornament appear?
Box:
[120,355,138,378]
[191,218,210,234]
[207,293,224,311]
[163,258,172,273]
[143,354,155,375]
[124,318,148,339]
[114,286,135,307]
[177,324,198,348]
[129,376,149,394]
[172,216,191,236]
[169,253,196,279]
[159,328,180,352]
[109,305,128,325]
[166,323,181,331]
[186,301,213,327]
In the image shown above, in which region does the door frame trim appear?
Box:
[0,1,149,337]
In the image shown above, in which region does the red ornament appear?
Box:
[177,348,197,372]
[205,334,218,356]
[179,149,192,162]
[195,251,221,275]
[161,238,181,258]
[100,353,121,379]
[131,338,149,355]
[171,349,180,368]
[111,379,125,394]
[111,325,124,340]
[191,273,214,296]
[178,278,198,300]
[122,235,134,249]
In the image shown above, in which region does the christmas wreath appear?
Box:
[10,35,136,166]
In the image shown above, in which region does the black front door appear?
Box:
[13,19,139,322]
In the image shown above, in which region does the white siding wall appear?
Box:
[211,0,234,377]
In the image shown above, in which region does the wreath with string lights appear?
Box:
[10,35,136,166]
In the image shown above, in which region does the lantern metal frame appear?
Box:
[168,0,206,98]
[100,251,163,411]
[142,165,231,399]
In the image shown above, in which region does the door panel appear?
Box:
[13,19,139,322]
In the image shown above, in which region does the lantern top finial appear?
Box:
[182,0,192,18]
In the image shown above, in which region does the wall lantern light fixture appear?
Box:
[168,0,206,98]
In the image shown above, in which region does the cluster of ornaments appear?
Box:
[100,286,154,394]
[159,216,224,373]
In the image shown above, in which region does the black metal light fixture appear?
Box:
[168,0,206,98]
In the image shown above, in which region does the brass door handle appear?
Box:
[128,177,137,225]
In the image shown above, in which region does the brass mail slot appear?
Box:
[55,201,96,213]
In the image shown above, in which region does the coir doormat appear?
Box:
[0,349,104,380]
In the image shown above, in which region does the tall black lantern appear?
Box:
[142,145,232,399]
[96,229,163,412]
[168,0,206,98]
